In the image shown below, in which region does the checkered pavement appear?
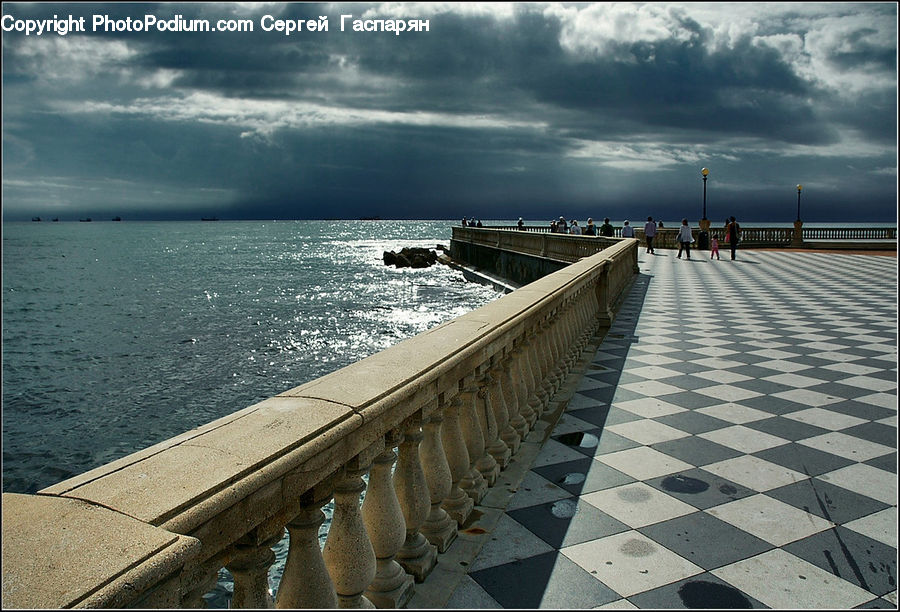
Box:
[452,250,897,609]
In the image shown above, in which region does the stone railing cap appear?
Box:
[1,492,199,608]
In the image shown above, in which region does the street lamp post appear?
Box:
[698,168,711,249]
[792,184,804,247]
[701,167,709,220]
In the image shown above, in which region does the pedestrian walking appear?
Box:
[726,216,741,260]
[710,235,720,260]
[676,218,693,259]
[644,216,657,253]
[621,220,634,238]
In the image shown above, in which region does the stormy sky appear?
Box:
[2,2,897,222]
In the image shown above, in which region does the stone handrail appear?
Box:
[491,224,896,248]
[2,236,639,609]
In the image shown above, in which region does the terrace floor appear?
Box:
[409,248,898,609]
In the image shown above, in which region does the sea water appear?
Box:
[2,219,509,605]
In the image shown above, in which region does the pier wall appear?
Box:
[2,235,639,609]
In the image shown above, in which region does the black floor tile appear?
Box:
[643,467,757,510]
[744,415,832,442]
[826,400,897,422]
[468,551,620,608]
[532,456,634,496]
[766,478,890,525]
[661,392,725,410]
[638,511,773,571]
[650,436,743,467]
[739,395,811,415]
[783,526,898,597]
[507,498,630,549]
[752,442,855,477]
[654,410,733,435]
[627,572,768,608]
[864,452,897,474]
[841,422,898,448]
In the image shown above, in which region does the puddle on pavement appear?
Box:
[661,475,709,494]
[677,580,752,608]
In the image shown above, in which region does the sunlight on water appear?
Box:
[3,219,508,607]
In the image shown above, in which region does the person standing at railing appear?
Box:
[600,218,614,237]
[570,220,582,235]
[644,216,657,254]
[676,218,694,260]
[726,216,741,260]
[517,217,525,230]
[584,218,597,235]
[622,220,634,238]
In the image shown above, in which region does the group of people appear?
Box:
[642,215,741,260]
[548,216,616,237]
[469,214,743,261]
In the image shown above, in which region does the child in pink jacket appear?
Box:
[710,236,720,260]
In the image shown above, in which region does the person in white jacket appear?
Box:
[677,218,694,259]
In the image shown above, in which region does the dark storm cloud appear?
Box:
[2,2,896,222]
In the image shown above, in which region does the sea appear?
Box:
[2,217,894,605]
[2,219,511,606]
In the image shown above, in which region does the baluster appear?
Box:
[518,331,540,430]
[323,450,379,609]
[420,398,459,552]
[506,339,529,440]
[496,349,522,455]
[458,375,489,504]
[276,484,337,608]
[394,414,437,583]
[227,532,281,608]
[478,364,507,478]
[362,430,414,608]
[439,392,475,525]
[525,326,547,423]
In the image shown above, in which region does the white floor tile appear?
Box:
[702,455,808,492]
[771,388,842,407]
[610,397,686,418]
[606,419,690,445]
[562,530,703,597]
[843,507,898,548]
[782,407,868,430]
[467,513,555,572]
[854,392,898,410]
[695,384,763,402]
[798,431,895,462]
[618,380,684,397]
[692,370,753,384]
[698,425,789,454]
[706,494,833,546]
[817,463,898,505]
[837,375,898,392]
[695,402,772,424]
[624,365,683,380]
[761,372,828,388]
[712,549,876,608]
[594,446,695,481]
[581,482,698,528]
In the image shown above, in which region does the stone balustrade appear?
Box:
[1,236,639,609]
[491,224,896,249]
